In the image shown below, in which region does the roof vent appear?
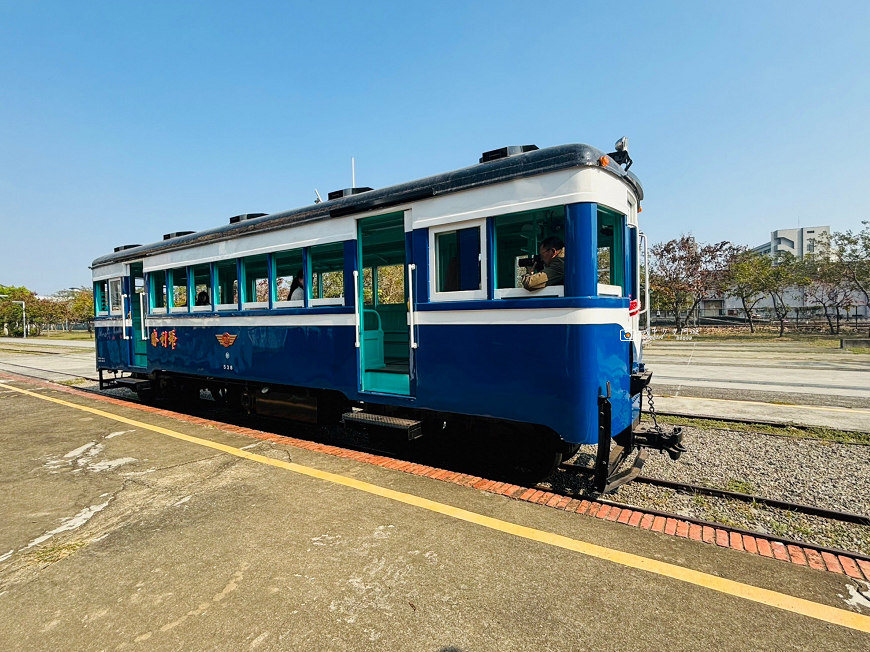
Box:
[327,187,373,201]
[229,213,268,224]
[479,145,539,164]
[162,231,195,241]
[113,244,141,252]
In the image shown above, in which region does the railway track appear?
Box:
[2,364,868,564]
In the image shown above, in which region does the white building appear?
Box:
[750,225,829,259]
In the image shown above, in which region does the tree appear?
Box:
[801,253,853,334]
[650,235,734,332]
[829,222,870,334]
[0,285,37,337]
[763,253,806,337]
[723,250,769,333]
[68,287,95,333]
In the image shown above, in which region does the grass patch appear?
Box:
[725,479,755,494]
[643,414,870,445]
[57,377,92,386]
[29,541,86,564]
[39,331,95,341]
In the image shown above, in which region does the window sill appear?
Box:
[216,304,238,311]
[495,287,564,299]
[170,307,189,313]
[310,297,344,306]
[150,308,167,315]
[597,284,622,297]
[274,299,304,308]
[192,305,212,312]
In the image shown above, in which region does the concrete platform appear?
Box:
[1,377,868,650]
[645,340,870,432]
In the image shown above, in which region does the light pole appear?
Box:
[0,295,26,338]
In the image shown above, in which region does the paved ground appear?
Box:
[0,338,96,383]
[645,340,870,432]
[1,377,869,651]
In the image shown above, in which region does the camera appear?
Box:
[518,254,543,272]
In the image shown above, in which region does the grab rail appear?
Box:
[352,270,361,349]
[139,292,147,341]
[639,231,650,334]
[121,294,130,340]
[407,264,418,349]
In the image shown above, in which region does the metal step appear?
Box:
[342,411,423,440]
[111,377,151,393]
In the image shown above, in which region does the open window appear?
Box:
[597,206,626,296]
[493,207,566,299]
[309,242,345,306]
[169,267,189,312]
[274,248,304,307]
[241,254,269,309]
[94,279,109,316]
[430,220,486,302]
[108,278,122,315]
[150,270,168,313]
[215,260,239,310]
[192,264,212,311]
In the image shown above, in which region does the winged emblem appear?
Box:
[216,332,238,348]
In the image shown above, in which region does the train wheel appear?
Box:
[499,425,563,484]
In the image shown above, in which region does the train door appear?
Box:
[128,263,147,368]
[356,212,414,396]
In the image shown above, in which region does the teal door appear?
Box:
[129,263,147,367]
[357,213,412,396]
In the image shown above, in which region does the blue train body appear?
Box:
[92,143,656,476]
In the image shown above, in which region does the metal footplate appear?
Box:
[342,411,423,441]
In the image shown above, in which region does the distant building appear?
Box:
[750,226,829,259]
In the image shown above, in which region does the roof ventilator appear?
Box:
[479,145,538,164]
[113,244,141,252]
[162,231,195,240]
[328,187,373,201]
[229,213,268,224]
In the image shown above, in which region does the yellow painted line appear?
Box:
[659,394,870,414]
[3,380,870,635]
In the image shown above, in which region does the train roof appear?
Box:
[92,143,643,268]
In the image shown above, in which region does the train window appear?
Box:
[215,260,239,310]
[309,242,345,306]
[169,267,189,312]
[241,254,269,309]
[597,207,625,296]
[94,280,109,316]
[430,221,486,302]
[150,270,168,313]
[274,249,304,307]
[192,264,212,311]
[108,278,122,315]
[493,207,566,299]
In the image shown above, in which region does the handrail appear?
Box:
[139,292,147,341]
[408,264,418,349]
[121,294,130,340]
[362,308,383,331]
[639,231,650,335]
[352,270,361,349]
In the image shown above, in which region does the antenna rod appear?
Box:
[352,157,355,188]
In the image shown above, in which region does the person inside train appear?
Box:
[521,236,565,291]
[195,290,210,306]
[289,269,304,301]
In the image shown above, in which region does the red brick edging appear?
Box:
[2,371,868,582]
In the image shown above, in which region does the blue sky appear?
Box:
[2,1,869,294]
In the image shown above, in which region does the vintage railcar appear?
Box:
[90,141,682,486]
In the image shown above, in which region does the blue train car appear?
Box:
[91,142,683,486]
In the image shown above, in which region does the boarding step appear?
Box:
[342,411,423,440]
[111,377,151,392]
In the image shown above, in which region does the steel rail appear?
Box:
[559,461,869,525]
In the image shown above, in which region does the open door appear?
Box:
[128,263,147,368]
[357,213,413,395]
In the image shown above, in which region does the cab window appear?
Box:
[94,280,109,315]
[430,220,487,301]
[493,207,565,298]
[597,206,625,296]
